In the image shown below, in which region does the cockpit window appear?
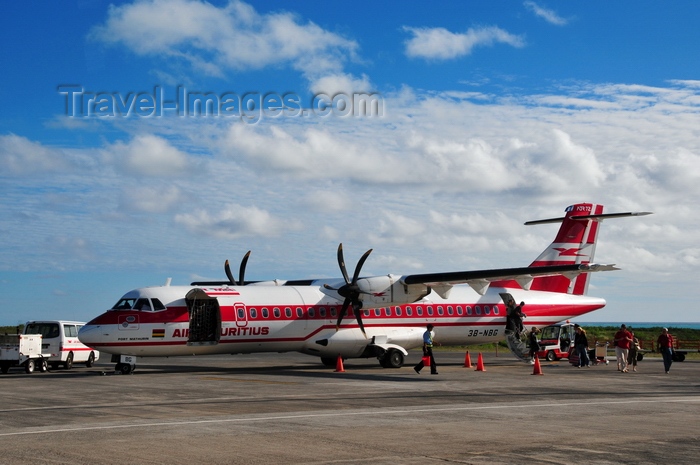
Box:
[152,299,166,310]
[134,298,152,311]
[112,298,136,310]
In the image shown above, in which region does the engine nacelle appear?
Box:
[356,274,430,307]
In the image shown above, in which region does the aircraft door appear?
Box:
[234,302,248,328]
[186,289,221,345]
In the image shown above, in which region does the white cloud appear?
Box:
[524,1,569,26]
[0,134,71,174]
[102,134,194,177]
[91,0,359,86]
[119,185,184,213]
[174,204,296,239]
[403,26,525,60]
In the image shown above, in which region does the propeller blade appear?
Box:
[239,251,251,285]
[353,301,367,338]
[337,243,350,284]
[351,248,373,284]
[335,298,351,331]
[224,260,237,285]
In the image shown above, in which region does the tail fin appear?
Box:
[527,203,604,295]
[525,203,651,295]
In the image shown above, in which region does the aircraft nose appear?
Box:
[78,324,101,346]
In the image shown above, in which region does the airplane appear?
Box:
[78,203,651,374]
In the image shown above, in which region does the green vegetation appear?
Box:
[0,324,24,335]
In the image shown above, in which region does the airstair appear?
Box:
[505,330,531,362]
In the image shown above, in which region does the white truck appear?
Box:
[0,334,49,374]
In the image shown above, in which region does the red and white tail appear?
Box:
[524,203,651,295]
[527,203,604,295]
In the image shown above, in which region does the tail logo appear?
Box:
[553,247,587,257]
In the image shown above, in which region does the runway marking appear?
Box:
[1,396,698,437]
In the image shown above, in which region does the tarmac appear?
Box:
[1,350,698,465]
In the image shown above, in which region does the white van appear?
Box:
[24,320,99,369]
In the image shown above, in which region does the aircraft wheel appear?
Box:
[119,363,133,375]
[546,351,557,362]
[380,349,404,369]
[320,357,337,367]
[25,359,35,374]
[85,352,95,367]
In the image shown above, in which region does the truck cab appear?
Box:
[537,323,576,361]
[24,320,99,369]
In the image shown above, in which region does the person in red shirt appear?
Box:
[657,327,675,374]
[613,324,633,373]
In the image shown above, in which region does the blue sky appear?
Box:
[2,1,700,326]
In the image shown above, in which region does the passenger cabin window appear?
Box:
[437,306,444,316]
[250,308,258,319]
[395,306,402,316]
[416,306,423,316]
[493,305,499,315]
[447,306,454,315]
[484,305,491,315]
[374,308,381,317]
[467,306,472,315]
[406,306,413,316]
[457,306,463,315]
[262,308,269,318]
[427,306,434,316]
[475,306,482,315]
[274,307,281,318]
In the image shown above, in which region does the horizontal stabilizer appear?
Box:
[525,211,652,225]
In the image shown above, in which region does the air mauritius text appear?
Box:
[58,85,383,123]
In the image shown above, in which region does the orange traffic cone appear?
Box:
[463,351,472,368]
[334,355,345,372]
[532,356,543,375]
[475,352,486,371]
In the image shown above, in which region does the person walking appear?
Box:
[528,327,540,364]
[657,327,674,374]
[574,324,590,367]
[628,331,639,372]
[414,324,438,374]
[613,324,633,373]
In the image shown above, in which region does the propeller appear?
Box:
[224,251,251,285]
[323,243,373,337]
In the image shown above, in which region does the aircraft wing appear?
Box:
[401,263,618,296]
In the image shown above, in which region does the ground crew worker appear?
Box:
[414,324,438,374]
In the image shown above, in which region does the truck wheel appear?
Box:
[25,359,35,374]
[64,352,74,370]
[1,364,9,374]
[85,352,95,368]
[546,351,557,361]
[39,359,48,373]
